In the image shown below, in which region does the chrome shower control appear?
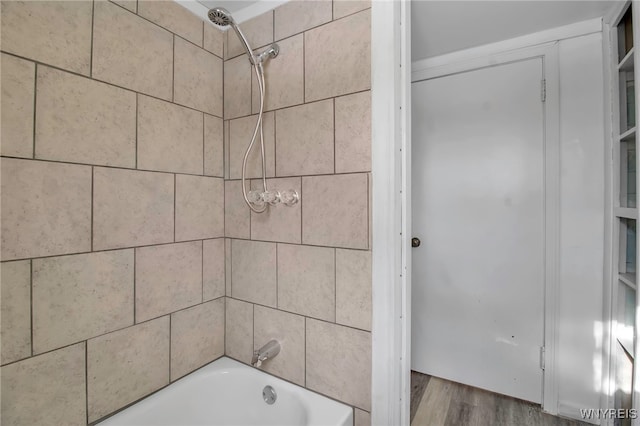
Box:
[263,385,277,405]
[262,190,281,206]
[280,190,299,206]
[247,190,264,206]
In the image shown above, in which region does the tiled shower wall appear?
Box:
[222,1,372,425]
[0,1,226,424]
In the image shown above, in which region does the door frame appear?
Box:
[411,43,562,413]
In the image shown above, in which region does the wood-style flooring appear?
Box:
[410,371,591,426]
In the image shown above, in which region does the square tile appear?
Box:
[306,319,371,410]
[1,260,31,365]
[305,10,370,101]
[138,0,203,46]
[205,114,224,177]
[35,65,136,167]
[231,239,276,307]
[254,305,305,385]
[227,11,273,59]
[229,112,275,179]
[335,91,371,173]
[275,100,333,176]
[111,0,137,13]
[93,1,173,100]
[336,249,371,331]
[226,297,253,364]
[252,35,303,113]
[1,158,91,261]
[88,317,170,422]
[277,244,335,321]
[93,167,174,250]
[225,239,232,295]
[224,120,231,179]
[204,23,223,57]
[1,53,34,158]
[334,0,370,19]
[204,239,225,301]
[355,409,371,426]
[225,180,251,239]
[1,343,86,426]
[274,0,332,41]
[302,174,368,249]
[250,177,301,243]
[135,241,203,322]
[171,298,224,380]
[1,1,92,75]
[175,175,224,241]
[32,250,134,354]
[174,36,223,116]
[138,95,204,174]
[224,55,252,119]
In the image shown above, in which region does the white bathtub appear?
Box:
[98,357,353,426]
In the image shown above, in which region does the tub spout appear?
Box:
[252,339,280,367]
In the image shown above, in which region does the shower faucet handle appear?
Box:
[280,190,299,206]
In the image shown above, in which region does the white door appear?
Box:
[411,58,545,403]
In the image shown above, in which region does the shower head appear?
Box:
[207,7,234,27]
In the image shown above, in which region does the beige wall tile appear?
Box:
[175,175,224,241]
[225,239,232,295]
[1,53,34,158]
[224,55,252,119]
[302,174,368,249]
[205,114,224,177]
[138,95,204,174]
[204,23,224,57]
[231,239,276,307]
[171,298,224,380]
[275,100,333,176]
[335,91,371,173]
[254,305,305,385]
[35,66,136,168]
[250,177,301,243]
[226,297,253,363]
[93,167,174,250]
[224,120,231,179]
[0,1,92,75]
[252,35,303,113]
[174,37,223,116]
[0,343,86,426]
[336,249,371,331]
[1,158,91,261]
[139,0,203,46]
[274,0,332,40]
[305,10,371,101]
[88,317,170,422]
[204,239,225,301]
[111,0,137,13]
[277,244,335,321]
[229,111,275,179]
[1,260,31,365]
[334,0,371,19]
[355,409,371,426]
[306,319,371,410]
[225,180,251,239]
[226,11,274,59]
[32,250,134,354]
[136,242,202,322]
[93,1,173,100]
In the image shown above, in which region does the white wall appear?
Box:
[556,32,606,420]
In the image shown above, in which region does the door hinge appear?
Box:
[541,79,546,103]
[540,346,546,370]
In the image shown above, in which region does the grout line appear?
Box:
[32,63,38,158]
[85,340,89,425]
[172,35,176,102]
[29,260,34,356]
[89,0,95,78]
[173,174,177,242]
[91,167,95,251]
[135,94,138,169]
[133,248,137,323]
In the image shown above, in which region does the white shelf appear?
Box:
[619,47,635,72]
[620,126,637,141]
[620,272,638,290]
[615,206,638,219]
